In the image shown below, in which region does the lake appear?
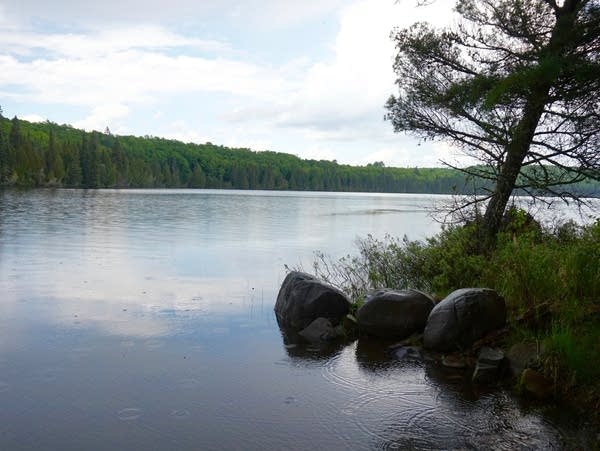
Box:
[0,189,590,449]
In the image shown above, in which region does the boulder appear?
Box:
[520,368,553,399]
[391,345,423,361]
[442,354,467,369]
[275,271,351,331]
[298,317,338,343]
[506,342,544,378]
[424,288,506,352]
[472,347,505,383]
[356,289,435,339]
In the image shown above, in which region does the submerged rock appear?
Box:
[506,342,544,378]
[275,272,351,331]
[472,347,505,383]
[520,368,553,399]
[442,353,467,369]
[356,289,435,339]
[298,317,338,343]
[424,288,506,352]
[391,345,423,361]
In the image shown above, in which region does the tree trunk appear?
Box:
[481,3,579,246]
[482,90,549,244]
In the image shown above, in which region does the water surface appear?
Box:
[0,189,591,449]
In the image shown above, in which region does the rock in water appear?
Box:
[392,345,423,361]
[520,368,553,399]
[506,342,544,378]
[298,317,338,343]
[472,347,505,383]
[274,272,351,331]
[423,288,506,352]
[356,289,435,339]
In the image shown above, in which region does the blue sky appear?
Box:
[0,0,463,167]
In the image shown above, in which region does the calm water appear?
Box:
[0,189,591,450]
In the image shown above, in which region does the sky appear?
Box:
[0,0,462,167]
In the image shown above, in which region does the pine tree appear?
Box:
[386,0,600,244]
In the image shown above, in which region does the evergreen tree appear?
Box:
[0,124,8,183]
[386,0,600,243]
[45,129,65,184]
[189,164,207,188]
[80,133,99,188]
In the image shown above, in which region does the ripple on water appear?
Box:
[35,367,66,383]
[0,381,9,393]
[173,378,202,390]
[144,339,164,349]
[170,409,190,419]
[70,346,92,359]
[117,407,142,421]
[211,327,229,335]
[320,348,519,449]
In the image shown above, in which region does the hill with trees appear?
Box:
[0,114,598,196]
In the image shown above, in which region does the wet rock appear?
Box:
[472,347,504,383]
[520,368,553,399]
[298,317,338,343]
[391,345,423,361]
[275,272,351,331]
[342,314,359,338]
[442,354,467,369]
[507,342,544,378]
[423,288,506,352]
[356,289,435,339]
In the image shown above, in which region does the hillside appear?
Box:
[0,115,598,196]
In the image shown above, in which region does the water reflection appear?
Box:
[280,329,576,450]
[0,189,595,450]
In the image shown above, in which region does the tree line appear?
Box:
[0,115,598,196]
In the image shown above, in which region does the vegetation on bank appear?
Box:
[310,209,600,418]
[1,115,599,196]
[0,115,468,192]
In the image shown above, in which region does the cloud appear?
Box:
[72,104,130,133]
[0,26,290,131]
[1,0,346,29]
[225,0,455,136]
[0,25,231,58]
[0,0,458,165]
[19,113,45,123]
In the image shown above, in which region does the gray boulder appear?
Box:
[356,289,435,339]
[424,288,506,352]
[298,317,338,343]
[472,347,505,383]
[506,342,544,378]
[392,345,423,361]
[275,271,351,331]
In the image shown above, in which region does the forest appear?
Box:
[0,115,598,196]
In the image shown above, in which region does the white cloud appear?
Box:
[0,0,459,166]
[301,146,338,162]
[73,104,130,133]
[0,28,280,103]
[0,26,230,58]
[227,0,455,135]
[20,113,45,123]
[2,0,347,29]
